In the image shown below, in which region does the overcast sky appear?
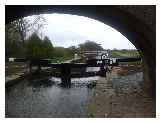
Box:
[27,13,136,50]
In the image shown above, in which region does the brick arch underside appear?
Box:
[6,5,156,97]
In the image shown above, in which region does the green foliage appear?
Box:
[6,19,105,61]
[5,23,25,58]
[6,15,48,58]
[26,33,54,59]
[88,112,95,117]
[78,40,104,51]
[68,46,78,53]
[11,18,28,43]
[26,33,42,59]
[43,36,54,58]
[25,34,74,60]
[51,47,74,63]
[110,50,140,58]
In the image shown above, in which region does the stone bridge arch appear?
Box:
[6,5,156,97]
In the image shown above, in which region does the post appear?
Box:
[61,63,71,86]
[29,61,32,73]
[99,60,106,77]
[37,64,41,72]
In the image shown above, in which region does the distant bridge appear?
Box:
[79,50,110,60]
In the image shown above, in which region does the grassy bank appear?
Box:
[110,50,140,58]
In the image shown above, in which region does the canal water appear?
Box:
[5,66,143,118]
[6,76,99,118]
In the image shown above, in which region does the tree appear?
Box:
[26,33,44,59]
[113,48,118,51]
[26,33,55,59]
[9,15,46,44]
[43,36,54,58]
[5,24,25,58]
[68,46,78,53]
[27,15,47,37]
[52,47,66,58]
[6,15,47,59]
[78,40,104,51]
[11,18,28,44]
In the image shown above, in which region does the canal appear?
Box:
[6,66,144,118]
[6,76,99,118]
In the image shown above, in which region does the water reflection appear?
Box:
[28,77,54,88]
[6,76,98,117]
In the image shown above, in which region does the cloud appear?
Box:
[27,13,136,49]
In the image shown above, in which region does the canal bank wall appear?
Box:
[87,67,155,117]
[87,72,115,117]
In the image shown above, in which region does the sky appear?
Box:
[26,13,136,50]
